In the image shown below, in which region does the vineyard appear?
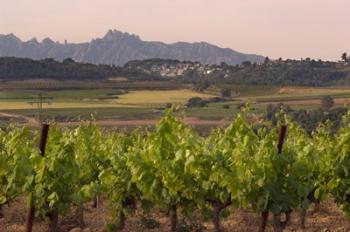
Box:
[2,110,350,232]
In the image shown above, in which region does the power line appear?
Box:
[27,93,52,122]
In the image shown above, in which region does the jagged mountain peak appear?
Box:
[26,38,39,44]
[0,33,20,41]
[0,30,264,65]
[42,37,55,44]
[103,29,140,41]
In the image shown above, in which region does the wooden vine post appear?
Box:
[274,125,288,232]
[259,125,287,232]
[25,123,50,232]
[277,125,287,154]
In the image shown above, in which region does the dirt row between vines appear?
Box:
[59,117,231,127]
[1,196,349,232]
[0,112,232,128]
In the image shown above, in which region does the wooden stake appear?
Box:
[277,125,287,154]
[25,124,49,232]
[259,125,287,232]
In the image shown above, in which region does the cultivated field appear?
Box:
[1,81,350,127]
[114,89,216,105]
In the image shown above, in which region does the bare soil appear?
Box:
[1,197,349,232]
[61,117,230,127]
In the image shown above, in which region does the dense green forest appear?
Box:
[0,56,350,86]
[221,59,347,86]
[0,57,164,81]
[0,57,124,80]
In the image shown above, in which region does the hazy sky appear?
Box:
[1,0,349,60]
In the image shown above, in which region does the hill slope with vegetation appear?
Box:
[1,55,350,86]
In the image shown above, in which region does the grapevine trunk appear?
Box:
[272,211,291,232]
[300,209,306,229]
[212,206,222,232]
[92,196,98,208]
[115,211,126,231]
[258,211,269,232]
[25,194,35,232]
[170,205,178,232]
[209,200,232,232]
[48,210,59,232]
[75,206,85,228]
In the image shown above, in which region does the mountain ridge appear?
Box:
[0,30,264,66]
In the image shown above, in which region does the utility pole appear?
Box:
[28,93,52,123]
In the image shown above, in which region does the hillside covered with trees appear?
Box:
[0,55,350,86]
[0,57,123,80]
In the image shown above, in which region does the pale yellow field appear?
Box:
[114,89,217,105]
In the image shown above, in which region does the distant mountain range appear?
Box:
[0,30,264,66]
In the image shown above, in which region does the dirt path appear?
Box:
[0,112,231,128]
[0,112,37,124]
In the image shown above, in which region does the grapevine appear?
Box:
[1,111,350,232]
